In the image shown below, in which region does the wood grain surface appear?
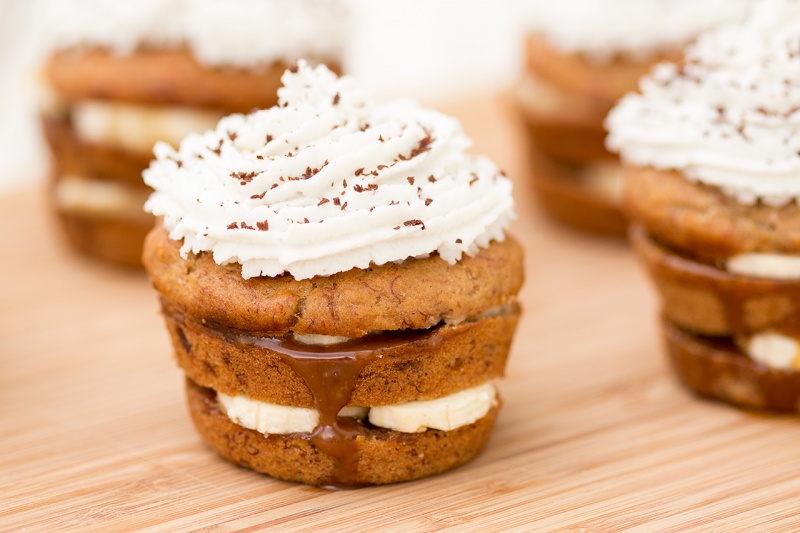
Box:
[3,96,800,532]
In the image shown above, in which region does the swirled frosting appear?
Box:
[522,0,753,62]
[38,0,346,68]
[143,62,515,280]
[606,0,800,206]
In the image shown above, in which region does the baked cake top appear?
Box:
[607,0,800,206]
[144,62,515,280]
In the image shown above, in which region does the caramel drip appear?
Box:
[217,326,441,488]
[637,226,800,335]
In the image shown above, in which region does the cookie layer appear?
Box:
[624,167,800,260]
[163,301,518,408]
[45,48,301,112]
[143,224,524,337]
[631,224,800,336]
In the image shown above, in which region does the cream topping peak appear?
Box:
[144,62,515,280]
[607,0,800,206]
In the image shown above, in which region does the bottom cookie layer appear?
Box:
[186,378,499,487]
[664,319,800,413]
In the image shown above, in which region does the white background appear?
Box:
[0,0,526,193]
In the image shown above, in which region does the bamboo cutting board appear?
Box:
[3,96,800,532]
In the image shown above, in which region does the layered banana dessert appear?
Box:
[517,0,752,236]
[142,62,524,486]
[607,0,800,411]
[39,0,346,267]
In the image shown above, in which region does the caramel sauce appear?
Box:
[632,224,800,335]
[213,324,442,488]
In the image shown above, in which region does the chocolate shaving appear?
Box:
[227,222,239,230]
[257,220,269,231]
[403,219,426,230]
[333,93,341,105]
[407,176,415,185]
[398,134,434,161]
[230,171,261,185]
[428,175,436,183]
[318,198,330,206]
[353,183,379,193]
[266,134,274,143]
[425,198,433,206]
[333,197,341,206]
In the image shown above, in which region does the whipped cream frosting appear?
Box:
[607,0,800,206]
[144,62,515,280]
[522,0,753,62]
[38,0,346,68]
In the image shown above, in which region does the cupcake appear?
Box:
[142,62,523,486]
[516,0,752,236]
[38,0,346,268]
[607,0,800,412]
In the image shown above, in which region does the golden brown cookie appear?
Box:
[624,167,800,260]
[143,224,525,337]
[45,47,300,112]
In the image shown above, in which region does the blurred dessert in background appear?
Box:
[607,0,800,412]
[516,0,753,237]
[37,0,347,268]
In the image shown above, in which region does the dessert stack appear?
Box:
[517,0,752,236]
[142,63,524,486]
[607,0,800,411]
